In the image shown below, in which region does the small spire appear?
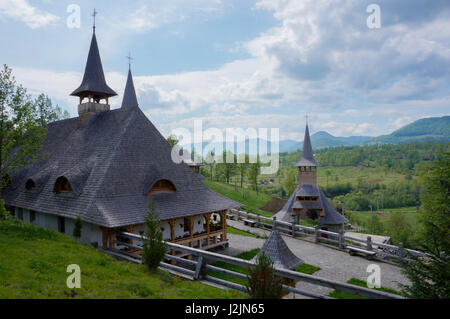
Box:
[121,64,138,109]
[92,8,98,32]
[294,117,319,167]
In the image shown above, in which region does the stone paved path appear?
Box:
[224,220,409,298]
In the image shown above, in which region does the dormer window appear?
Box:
[54,177,73,193]
[25,179,36,190]
[147,179,176,195]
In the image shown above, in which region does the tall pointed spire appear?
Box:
[121,53,138,109]
[71,12,117,104]
[295,120,319,167]
[121,68,138,109]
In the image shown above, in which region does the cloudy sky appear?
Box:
[1,0,449,141]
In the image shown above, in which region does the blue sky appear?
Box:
[1,0,449,141]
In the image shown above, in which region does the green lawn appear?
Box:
[327,278,403,299]
[0,219,245,299]
[227,226,260,238]
[203,180,274,217]
[207,249,321,286]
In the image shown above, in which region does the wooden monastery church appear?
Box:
[2,25,240,251]
[274,123,348,233]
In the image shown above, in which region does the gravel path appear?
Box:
[224,220,410,298]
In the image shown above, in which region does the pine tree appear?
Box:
[246,252,282,299]
[141,200,167,270]
[72,216,82,239]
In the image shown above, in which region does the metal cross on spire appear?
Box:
[126,53,134,70]
[305,114,309,125]
[92,8,98,32]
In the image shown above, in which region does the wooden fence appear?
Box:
[228,209,428,264]
[110,231,404,299]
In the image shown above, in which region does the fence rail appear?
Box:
[228,209,428,263]
[113,231,404,299]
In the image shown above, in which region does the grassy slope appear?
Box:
[327,278,403,299]
[0,220,244,299]
[203,180,273,217]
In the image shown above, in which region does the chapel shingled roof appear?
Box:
[251,230,303,270]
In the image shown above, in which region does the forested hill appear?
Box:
[370,116,450,144]
[282,141,449,172]
[284,115,450,152]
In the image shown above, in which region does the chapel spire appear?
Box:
[71,10,117,116]
[121,54,138,109]
[295,120,319,167]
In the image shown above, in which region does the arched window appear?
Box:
[25,179,36,190]
[54,177,73,193]
[146,179,176,195]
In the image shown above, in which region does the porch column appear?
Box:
[168,219,176,264]
[220,210,227,242]
[205,213,211,247]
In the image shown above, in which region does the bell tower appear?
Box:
[70,9,117,120]
[295,119,319,186]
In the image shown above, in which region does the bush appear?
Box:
[0,199,9,221]
[141,200,167,270]
[246,252,282,299]
[72,216,82,239]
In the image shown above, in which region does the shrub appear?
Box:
[141,200,167,270]
[246,252,282,299]
[72,216,82,239]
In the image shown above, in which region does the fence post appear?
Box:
[398,242,405,259]
[315,227,320,243]
[193,255,205,280]
[338,231,344,249]
[366,236,372,251]
[273,216,277,231]
[257,213,261,228]
[291,221,296,238]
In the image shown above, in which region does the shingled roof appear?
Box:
[2,106,241,228]
[251,230,303,270]
[295,124,319,167]
[273,184,348,226]
[71,32,117,99]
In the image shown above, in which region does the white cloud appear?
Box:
[125,0,224,32]
[0,0,59,29]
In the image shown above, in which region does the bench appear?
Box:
[347,245,377,260]
[226,213,237,221]
[243,219,256,227]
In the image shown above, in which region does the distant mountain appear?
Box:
[369,116,450,144]
[180,116,450,155]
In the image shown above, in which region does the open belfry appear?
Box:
[2,13,240,255]
[274,122,348,233]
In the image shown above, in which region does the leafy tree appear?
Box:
[0,199,10,221]
[401,153,450,298]
[203,150,216,181]
[215,151,237,184]
[236,154,249,188]
[325,170,331,188]
[385,212,413,246]
[284,173,296,196]
[72,216,82,239]
[142,200,167,270]
[34,93,70,126]
[246,252,282,299]
[247,158,260,193]
[0,65,46,190]
[166,134,179,147]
